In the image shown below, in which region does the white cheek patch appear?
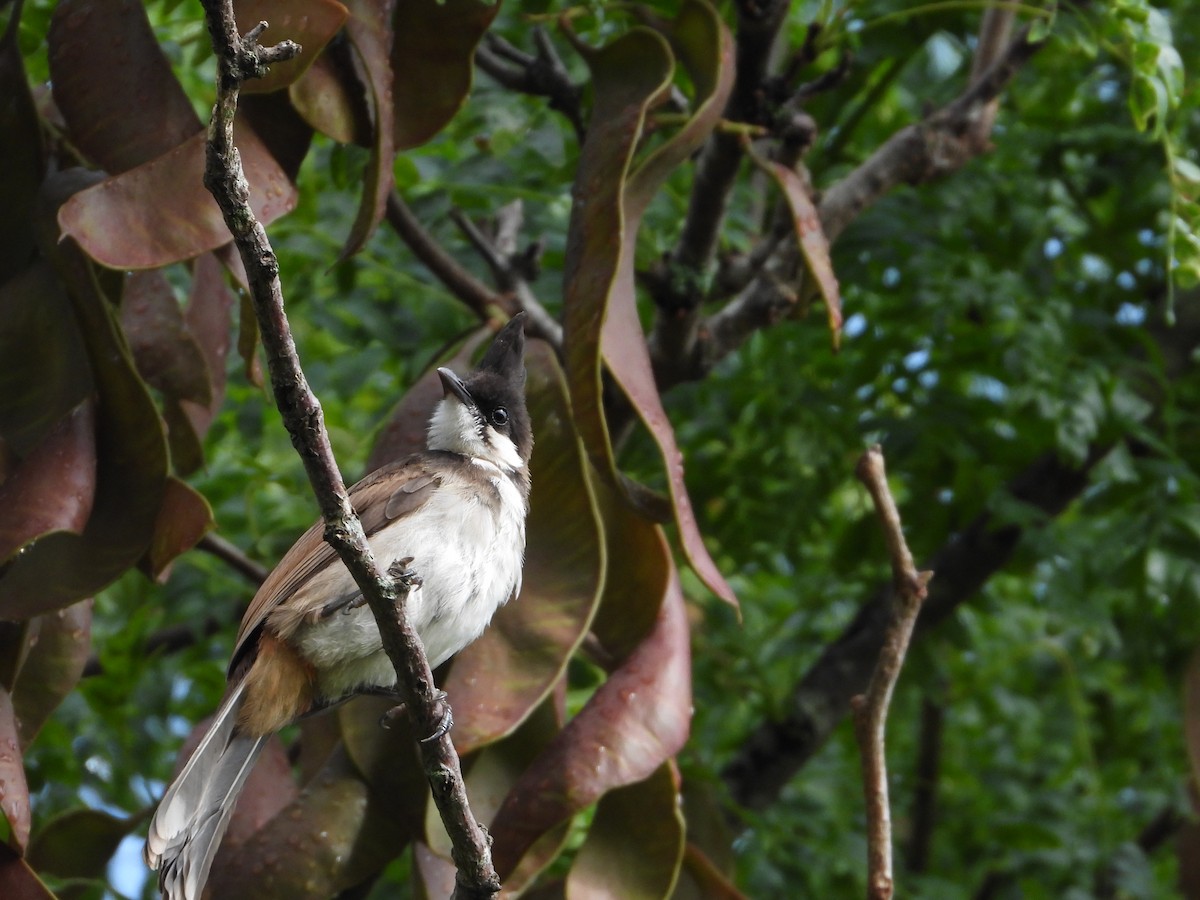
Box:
[483,426,523,471]
[427,398,488,457]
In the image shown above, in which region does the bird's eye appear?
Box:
[490,407,510,427]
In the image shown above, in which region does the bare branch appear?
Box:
[476,29,585,140]
[647,0,795,365]
[850,446,932,900]
[450,204,564,348]
[197,532,270,585]
[198,3,500,895]
[386,191,507,320]
[656,23,1045,387]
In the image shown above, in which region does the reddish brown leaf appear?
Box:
[26,806,138,881]
[222,739,298,848]
[442,340,604,754]
[208,746,379,899]
[489,564,692,878]
[121,271,213,407]
[0,845,56,900]
[0,262,93,457]
[0,688,30,852]
[0,8,44,284]
[181,252,236,442]
[561,16,737,609]
[0,180,169,618]
[234,0,350,95]
[742,138,843,346]
[391,0,500,151]
[58,123,298,270]
[141,477,215,581]
[10,600,93,749]
[567,763,685,900]
[338,0,397,260]
[289,53,372,146]
[48,0,202,174]
[0,402,96,564]
[673,844,747,900]
[626,0,736,217]
[337,696,427,842]
[238,92,316,181]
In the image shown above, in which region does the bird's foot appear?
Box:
[378,690,453,741]
[421,690,453,743]
[387,557,423,595]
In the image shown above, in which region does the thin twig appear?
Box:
[851,445,932,900]
[476,29,585,140]
[654,22,1044,390]
[385,190,507,320]
[449,204,563,348]
[197,3,500,896]
[197,532,270,584]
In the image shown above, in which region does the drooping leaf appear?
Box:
[208,746,377,898]
[0,5,44,283]
[234,0,350,95]
[180,252,236,442]
[289,52,371,146]
[121,263,217,467]
[742,138,842,347]
[489,562,692,878]
[48,0,202,174]
[0,263,93,457]
[121,270,213,407]
[10,600,93,749]
[0,402,96,565]
[337,696,427,844]
[0,689,30,852]
[238,92,316,181]
[561,13,737,608]
[566,763,685,900]
[0,176,169,619]
[140,477,215,581]
[58,123,298,270]
[391,0,500,151]
[442,340,605,754]
[337,0,396,260]
[26,807,138,881]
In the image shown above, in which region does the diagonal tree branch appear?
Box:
[198,3,499,896]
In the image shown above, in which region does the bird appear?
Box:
[144,314,532,900]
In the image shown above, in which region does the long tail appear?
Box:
[144,680,267,900]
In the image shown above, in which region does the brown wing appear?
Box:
[228,456,443,676]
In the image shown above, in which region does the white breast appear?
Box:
[288,467,526,702]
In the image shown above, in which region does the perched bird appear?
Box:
[145,315,532,900]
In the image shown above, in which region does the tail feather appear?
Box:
[145,681,267,900]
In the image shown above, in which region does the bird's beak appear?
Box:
[437,368,473,406]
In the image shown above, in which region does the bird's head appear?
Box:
[427,313,532,472]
